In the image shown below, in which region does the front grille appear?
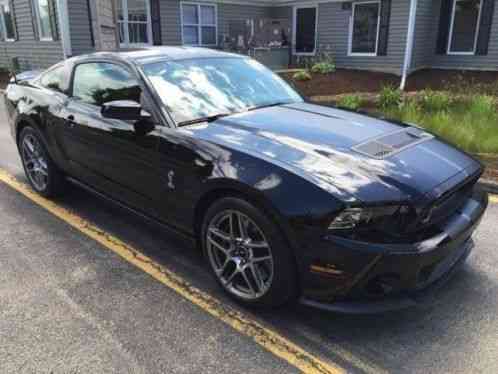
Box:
[419,175,479,229]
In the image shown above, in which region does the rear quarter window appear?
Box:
[39,66,66,93]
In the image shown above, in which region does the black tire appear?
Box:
[201,197,297,308]
[18,126,66,198]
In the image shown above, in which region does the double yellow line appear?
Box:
[0,169,347,374]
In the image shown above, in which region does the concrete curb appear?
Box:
[479,179,498,196]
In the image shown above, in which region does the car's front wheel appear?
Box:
[19,126,65,197]
[202,197,297,308]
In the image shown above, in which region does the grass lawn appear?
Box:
[383,97,498,155]
[336,89,498,155]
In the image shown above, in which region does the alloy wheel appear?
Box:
[206,210,274,300]
[21,134,49,191]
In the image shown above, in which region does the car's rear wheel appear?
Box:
[201,197,297,308]
[19,126,65,197]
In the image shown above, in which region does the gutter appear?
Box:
[57,0,72,58]
[400,0,418,90]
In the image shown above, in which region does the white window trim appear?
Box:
[180,2,218,47]
[292,4,318,56]
[33,0,53,41]
[118,0,153,48]
[348,0,381,57]
[0,0,15,42]
[447,0,483,55]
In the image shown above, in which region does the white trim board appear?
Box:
[292,4,318,56]
[447,0,483,55]
[348,0,381,57]
[180,2,218,47]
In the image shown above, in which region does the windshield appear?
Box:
[142,57,303,125]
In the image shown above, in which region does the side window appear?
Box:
[72,62,142,107]
[40,66,65,93]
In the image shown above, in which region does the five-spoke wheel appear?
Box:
[202,197,297,307]
[21,133,49,191]
[206,210,274,300]
[19,126,65,197]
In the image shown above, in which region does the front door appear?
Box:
[58,61,160,215]
[293,6,318,55]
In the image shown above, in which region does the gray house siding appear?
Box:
[160,0,182,45]
[68,0,95,56]
[317,1,410,75]
[410,0,433,71]
[159,1,270,46]
[429,0,498,70]
[217,3,271,40]
[0,0,64,70]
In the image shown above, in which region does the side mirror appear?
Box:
[101,100,151,121]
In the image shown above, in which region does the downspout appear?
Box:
[57,0,72,58]
[400,0,418,90]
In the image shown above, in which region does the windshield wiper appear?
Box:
[178,113,233,127]
[247,101,292,112]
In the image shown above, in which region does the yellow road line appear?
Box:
[0,169,348,374]
[490,195,498,204]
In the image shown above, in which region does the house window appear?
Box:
[181,3,217,46]
[0,0,16,41]
[117,0,152,47]
[33,0,53,41]
[448,0,482,54]
[349,1,381,56]
[293,6,317,55]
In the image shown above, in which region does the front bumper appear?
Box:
[298,188,488,314]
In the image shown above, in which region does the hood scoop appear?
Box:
[352,127,433,159]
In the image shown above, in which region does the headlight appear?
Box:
[328,206,407,230]
[328,208,371,230]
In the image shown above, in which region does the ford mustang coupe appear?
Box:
[4,47,488,313]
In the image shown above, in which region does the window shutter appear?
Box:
[150,0,162,45]
[476,0,495,55]
[436,0,453,54]
[47,0,59,41]
[29,0,39,40]
[8,0,18,40]
[378,0,391,56]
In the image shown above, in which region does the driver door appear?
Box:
[58,61,161,216]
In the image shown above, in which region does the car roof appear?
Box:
[68,46,244,66]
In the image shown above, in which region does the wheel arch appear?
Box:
[193,180,303,280]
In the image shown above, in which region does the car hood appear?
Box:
[182,102,481,203]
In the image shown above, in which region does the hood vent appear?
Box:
[352,127,433,159]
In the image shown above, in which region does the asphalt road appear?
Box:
[0,98,497,374]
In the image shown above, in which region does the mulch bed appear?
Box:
[281,68,498,97]
[405,69,498,92]
[280,69,400,97]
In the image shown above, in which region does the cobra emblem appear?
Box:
[167,170,175,190]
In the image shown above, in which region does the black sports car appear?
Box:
[4,47,488,313]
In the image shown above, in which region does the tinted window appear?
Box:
[40,66,65,93]
[449,0,481,53]
[351,2,380,54]
[72,62,141,106]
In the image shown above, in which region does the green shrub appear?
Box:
[468,95,496,117]
[293,70,312,81]
[338,95,363,110]
[311,62,336,75]
[382,93,498,154]
[419,90,452,112]
[378,85,402,109]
